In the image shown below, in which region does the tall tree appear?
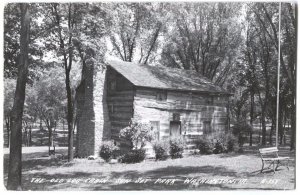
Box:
[161,2,243,84]
[252,3,277,145]
[107,3,167,64]
[249,2,296,147]
[7,3,30,190]
[42,3,107,160]
[243,18,261,146]
[280,3,297,150]
[49,3,75,161]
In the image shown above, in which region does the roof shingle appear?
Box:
[107,60,230,95]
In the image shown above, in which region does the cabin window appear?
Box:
[156,91,167,101]
[109,80,116,91]
[150,121,160,140]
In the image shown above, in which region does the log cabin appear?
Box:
[75,59,231,157]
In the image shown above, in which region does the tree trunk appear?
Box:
[258,118,262,144]
[66,55,74,162]
[143,23,162,64]
[39,118,43,131]
[24,128,28,146]
[48,126,53,146]
[282,110,287,145]
[290,101,296,150]
[290,4,297,151]
[29,126,32,146]
[7,4,30,190]
[269,118,275,146]
[53,3,74,161]
[279,110,286,145]
[66,4,74,161]
[261,112,267,146]
[47,123,54,155]
[5,115,10,148]
[249,91,254,146]
[7,118,10,148]
[285,118,289,145]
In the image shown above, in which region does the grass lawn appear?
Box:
[3,146,295,190]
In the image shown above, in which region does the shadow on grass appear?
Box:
[110,165,239,178]
[3,149,68,176]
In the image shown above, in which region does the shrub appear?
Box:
[205,132,226,143]
[153,140,169,160]
[213,141,225,154]
[169,137,185,159]
[112,148,122,159]
[194,137,214,155]
[226,134,238,152]
[119,118,154,150]
[119,149,146,164]
[208,132,239,152]
[195,132,237,154]
[238,147,244,153]
[99,141,119,162]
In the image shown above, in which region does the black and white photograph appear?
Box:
[1,0,297,191]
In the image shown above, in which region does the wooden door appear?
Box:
[203,121,212,134]
[170,121,181,137]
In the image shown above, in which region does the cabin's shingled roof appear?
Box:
[107,60,230,95]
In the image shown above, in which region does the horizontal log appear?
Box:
[111,121,130,128]
[136,93,157,100]
[107,96,134,101]
[111,129,122,136]
[110,110,133,115]
[107,101,133,106]
[110,114,132,121]
[136,89,157,96]
[108,90,134,96]
[111,125,129,132]
[134,98,227,111]
[110,120,131,126]
[113,106,133,113]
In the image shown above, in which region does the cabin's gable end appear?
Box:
[106,67,135,146]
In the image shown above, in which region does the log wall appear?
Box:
[106,67,134,146]
[133,88,229,139]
